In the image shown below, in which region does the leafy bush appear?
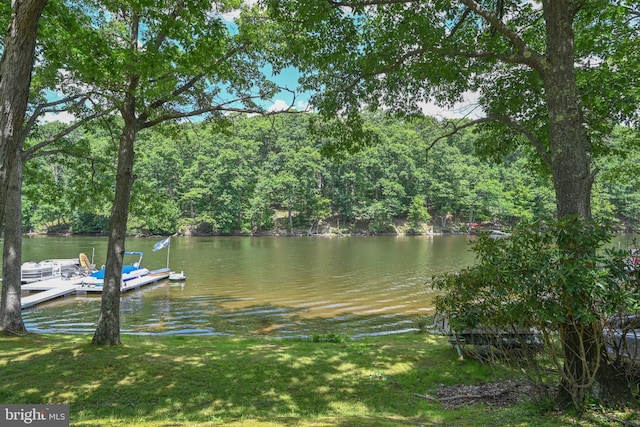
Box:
[433,217,640,406]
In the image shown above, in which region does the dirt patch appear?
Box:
[420,380,540,409]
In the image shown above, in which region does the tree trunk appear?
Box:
[92,12,143,345]
[0,0,49,333]
[91,121,139,345]
[542,0,633,407]
[543,1,592,221]
[0,154,25,332]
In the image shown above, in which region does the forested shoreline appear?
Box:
[23,112,640,237]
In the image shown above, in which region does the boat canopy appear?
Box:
[89,251,144,279]
[125,251,143,267]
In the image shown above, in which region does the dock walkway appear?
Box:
[20,269,171,309]
[21,284,80,309]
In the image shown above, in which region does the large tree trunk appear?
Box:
[543,1,592,221]
[542,0,633,407]
[91,120,139,345]
[0,154,25,332]
[0,0,49,333]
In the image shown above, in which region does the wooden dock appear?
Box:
[21,269,171,309]
[21,284,80,309]
[22,276,86,292]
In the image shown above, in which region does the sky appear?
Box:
[43,60,480,124]
[263,66,481,120]
[42,7,481,124]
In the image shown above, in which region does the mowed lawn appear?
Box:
[0,332,637,426]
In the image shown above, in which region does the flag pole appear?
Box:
[166,237,171,269]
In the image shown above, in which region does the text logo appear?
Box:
[1,404,69,426]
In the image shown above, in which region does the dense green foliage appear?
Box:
[434,217,638,336]
[433,217,640,407]
[21,113,640,235]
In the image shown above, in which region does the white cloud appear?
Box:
[418,91,483,119]
[41,111,76,124]
[419,101,483,119]
[296,99,310,112]
[267,99,291,112]
[267,97,312,113]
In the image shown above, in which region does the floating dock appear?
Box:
[21,284,82,309]
[21,269,171,309]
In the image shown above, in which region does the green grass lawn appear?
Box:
[0,332,637,426]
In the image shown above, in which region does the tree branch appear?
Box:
[327,0,545,74]
[144,73,205,115]
[448,7,471,39]
[141,93,298,130]
[457,0,545,73]
[436,46,541,69]
[485,113,551,167]
[143,41,252,117]
[25,94,90,136]
[146,0,186,52]
[340,46,427,94]
[429,114,552,169]
[328,0,414,6]
[333,1,545,98]
[23,110,112,160]
[25,149,116,171]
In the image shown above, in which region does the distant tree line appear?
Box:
[22,113,640,236]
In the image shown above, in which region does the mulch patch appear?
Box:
[416,380,540,409]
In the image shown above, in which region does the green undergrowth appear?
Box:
[0,332,636,426]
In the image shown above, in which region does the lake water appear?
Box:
[10,235,479,338]
[9,233,640,337]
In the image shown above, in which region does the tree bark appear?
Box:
[542,0,633,407]
[543,0,592,220]
[0,0,49,333]
[91,119,139,345]
[0,150,25,332]
[91,11,143,346]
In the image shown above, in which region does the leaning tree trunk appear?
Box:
[543,0,633,407]
[91,119,139,346]
[0,0,49,333]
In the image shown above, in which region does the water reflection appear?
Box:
[18,235,477,337]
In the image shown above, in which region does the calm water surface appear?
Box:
[13,235,478,337]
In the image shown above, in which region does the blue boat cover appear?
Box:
[90,264,139,279]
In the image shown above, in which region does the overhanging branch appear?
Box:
[26,149,116,171]
[328,0,414,6]
[457,0,545,73]
[141,92,300,130]
[23,109,112,161]
[25,94,90,136]
[429,114,552,168]
[143,41,251,118]
[485,113,551,167]
[331,2,546,104]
